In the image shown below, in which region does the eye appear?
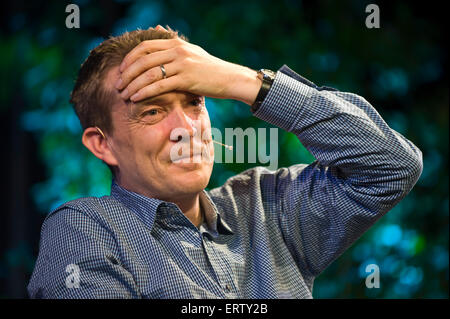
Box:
[137,107,166,125]
[191,96,205,105]
[143,109,160,116]
[190,98,204,113]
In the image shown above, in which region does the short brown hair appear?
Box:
[70,26,188,134]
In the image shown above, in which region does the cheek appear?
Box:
[131,124,170,160]
[199,115,212,139]
[201,124,215,162]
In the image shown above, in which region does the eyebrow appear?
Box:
[132,96,170,108]
[131,93,202,109]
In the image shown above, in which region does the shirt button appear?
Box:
[225,284,231,292]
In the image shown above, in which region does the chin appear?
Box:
[170,168,212,194]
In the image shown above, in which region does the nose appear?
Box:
[169,108,197,142]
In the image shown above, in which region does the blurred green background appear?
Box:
[0,0,447,298]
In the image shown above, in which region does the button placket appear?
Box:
[203,237,238,296]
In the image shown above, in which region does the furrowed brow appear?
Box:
[130,93,202,109]
[133,96,169,108]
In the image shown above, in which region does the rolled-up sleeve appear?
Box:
[254,65,423,278]
[27,207,141,299]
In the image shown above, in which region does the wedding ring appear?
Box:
[160,64,167,79]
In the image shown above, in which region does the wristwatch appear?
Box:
[251,69,276,113]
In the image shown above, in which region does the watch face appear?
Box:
[262,69,276,80]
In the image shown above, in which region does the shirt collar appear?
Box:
[110,180,164,231]
[199,189,233,237]
[110,180,233,236]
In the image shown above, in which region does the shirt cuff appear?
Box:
[252,70,315,132]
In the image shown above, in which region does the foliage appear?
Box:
[1,0,447,298]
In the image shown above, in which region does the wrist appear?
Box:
[251,69,276,112]
[226,65,261,106]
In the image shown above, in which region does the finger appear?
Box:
[155,25,168,31]
[121,62,178,100]
[116,48,177,90]
[119,38,179,72]
[129,74,180,102]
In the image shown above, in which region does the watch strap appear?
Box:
[251,69,275,113]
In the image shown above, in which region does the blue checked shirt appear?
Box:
[28,65,423,299]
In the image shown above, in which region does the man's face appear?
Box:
[102,67,215,201]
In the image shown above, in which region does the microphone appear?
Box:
[212,140,233,151]
[187,118,233,151]
[194,125,233,151]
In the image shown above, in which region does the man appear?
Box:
[28,25,423,298]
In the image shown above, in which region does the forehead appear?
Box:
[104,66,202,110]
[104,66,203,115]
[103,66,125,112]
[104,66,122,93]
[103,67,209,130]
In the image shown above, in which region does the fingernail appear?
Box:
[115,78,122,89]
[120,89,129,99]
[130,92,140,101]
[119,63,125,72]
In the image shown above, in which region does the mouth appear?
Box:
[173,152,203,162]
[169,140,213,165]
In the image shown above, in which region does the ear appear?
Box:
[82,127,119,167]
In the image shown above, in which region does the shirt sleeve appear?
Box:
[253,65,423,278]
[27,207,141,299]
